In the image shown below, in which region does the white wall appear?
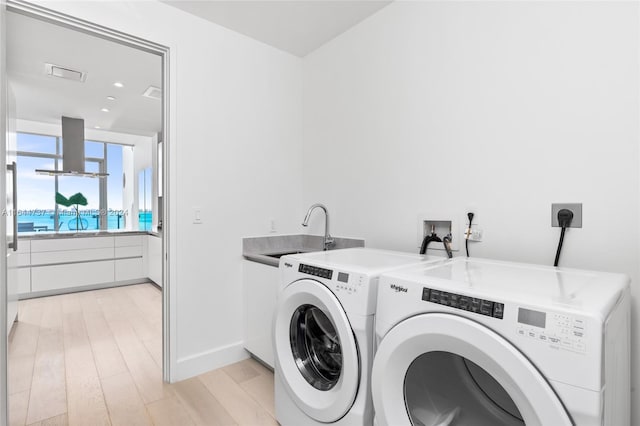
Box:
[33,1,304,380]
[303,0,640,420]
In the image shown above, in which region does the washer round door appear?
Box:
[274,279,360,423]
[371,313,573,426]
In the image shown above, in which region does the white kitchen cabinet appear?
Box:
[19,234,148,298]
[31,236,114,252]
[15,240,31,298]
[16,250,31,295]
[115,245,143,258]
[147,234,162,287]
[32,260,115,292]
[243,259,279,368]
[115,258,144,281]
[31,247,114,265]
[114,235,144,281]
[18,268,31,294]
[115,235,143,247]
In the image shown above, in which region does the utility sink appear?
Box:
[265,251,310,259]
[243,234,365,267]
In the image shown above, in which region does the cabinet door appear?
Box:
[115,258,144,281]
[31,260,115,292]
[115,235,143,247]
[243,260,279,368]
[18,268,30,294]
[147,235,162,286]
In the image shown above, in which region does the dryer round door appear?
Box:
[274,279,360,423]
[372,313,573,426]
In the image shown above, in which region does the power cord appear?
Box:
[553,209,574,267]
[465,212,474,257]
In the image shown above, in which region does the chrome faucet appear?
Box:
[302,203,334,251]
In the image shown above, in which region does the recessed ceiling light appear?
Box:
[106,96,116,101]
[101,108,109,112]
[94,125,101,129]
[113,82,124,88]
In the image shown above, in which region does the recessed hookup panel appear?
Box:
[551,203,582,228]
[418,219,459,252]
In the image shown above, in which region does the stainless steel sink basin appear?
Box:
[243,234,365,267]
[265,251,310,259]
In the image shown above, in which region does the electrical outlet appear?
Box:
[551,203,582,228]
[465,227,483,242]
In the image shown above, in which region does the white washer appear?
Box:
[372,257,630,426]
[273,248,446,426]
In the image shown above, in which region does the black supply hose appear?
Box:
[420,234,442,255]
[443,235,453,259]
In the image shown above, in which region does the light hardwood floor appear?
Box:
[8,284,277,426]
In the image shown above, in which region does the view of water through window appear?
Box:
[16,132,129,232]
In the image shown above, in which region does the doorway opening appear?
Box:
[4,2,171,424]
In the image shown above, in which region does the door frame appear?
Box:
[0,0,9,424]
[2,0,174,418]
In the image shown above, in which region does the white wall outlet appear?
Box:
[270,219,277,233]
[466,227,483,242]
[193,207,203,224]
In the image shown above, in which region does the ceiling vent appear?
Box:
[45,63,87,83]
[142,85,162,100]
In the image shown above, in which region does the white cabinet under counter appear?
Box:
[115,235,144,257]
[16,240,31,295]
[146,234,162,287]
[115,235,145,281]
[18,233,148,298]
[32,260,115,292]
[243,259,279,368]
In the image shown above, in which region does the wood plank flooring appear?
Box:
[8,284,277,426]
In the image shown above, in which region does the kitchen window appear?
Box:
[16,132,126,232]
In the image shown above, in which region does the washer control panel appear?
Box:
[516,308,586,354]
[299,264,362,295]
[299,263,332,280]
[421,287,504,319]
[334,272,365,295]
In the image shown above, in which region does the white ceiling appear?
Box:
[161,0,392,57]
[7,11,162,138]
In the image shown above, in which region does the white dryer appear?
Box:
[372,257,630,426]
[273,248,446,426]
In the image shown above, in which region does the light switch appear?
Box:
[193,207,203,224]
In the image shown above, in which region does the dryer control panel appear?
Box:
[516,308,586,354]
[421,287,504,319]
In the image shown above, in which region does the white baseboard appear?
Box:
[172,341,249,382]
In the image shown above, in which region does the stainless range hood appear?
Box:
[35,116,109,178]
